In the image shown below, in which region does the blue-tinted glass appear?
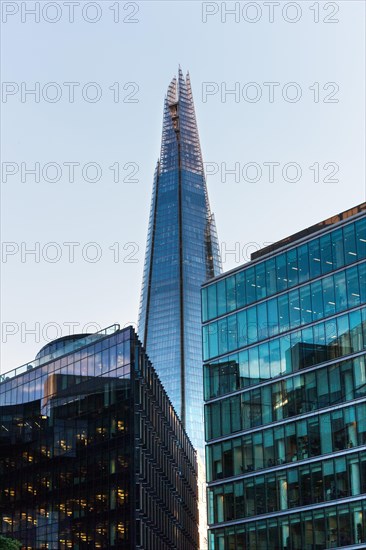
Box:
[311,280,324,321]
[322,275,336,317]
[346,266,360,308]
[202,287,208,322]
[259,342,270,380]
[349,309,363,353]
[267,298,279,336]
[320,233,333,274]
[289,289,301,328]
[237,310,248,348]
[299,285,312,325]
[203,325,209,360]
[287,249,299,287]
[246,267,257,304]
[359,262,366,303]
[218,318,228,356]
[247,307,258,344]
[217,280,227,317]
[269,339,281,377]
[344,223,357,264]
[257,302,268,340]
[249,347,260,384]
[138,72,222,456]
[324,318,337,346]
[276,254,287,292]
[298,243,309,283]
[313,322,326,347]
[265,257,277,295]
[230,396,241,432]
[337,315,350,353]
[309,239,322,278]
[255,263,267,299]
[278,294,289,331]
[227,315,238,352]
[239,350,249,387]
[356,218,366,258]
[334,271,347,312]
[221,400,231,435]
[236,271,246,308]
[331,228,345,269]
[208,284,218,320]
[209,323,219,359]
[226,276,237,312]
[280,336,291,374]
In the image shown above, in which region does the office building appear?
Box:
[0,326,199,549]
[202,204,366,548]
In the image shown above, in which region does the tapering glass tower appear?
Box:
[138,69,221,455]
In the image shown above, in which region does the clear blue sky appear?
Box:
[1,0,365,371]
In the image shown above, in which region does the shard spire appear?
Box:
[138,70,221,456]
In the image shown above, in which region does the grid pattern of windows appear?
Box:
[204,307,366,398]
[0,328,199,549]
[202,217,366,323]
[203,206,366,549]
[208,450,366,523]
[203,263,366,363]
[205,355,366,440]
[208,500,366,549]
[206,402,366,481]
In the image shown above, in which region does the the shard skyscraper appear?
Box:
[138,69,221,456]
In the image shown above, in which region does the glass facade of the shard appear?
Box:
[138,69,221,456]
[202,204,366,549]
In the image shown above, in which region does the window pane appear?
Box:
[265,258,277,295]
[217,280,227,317]
[322,275,336,317]
[257,302,268,340]
[356,217,366,258]
[267,298,279,337]
[331,228,344,269]
[218,318,228,356]
[289,289,301,328]
[309,239,321,278]
[255,263,266,299]
[208,284,217,320]
[227,276,237,312]
[247,308,258,344]
[236,271,246,308]
[208,323,218,358]
[246,267,257,304]
[298,243,309,283]
[344,223,357,264]
[299,285,312,325]
[334,271,347,312]
[276,254,288,292]
[346,266,360,308]
[278,294,289,332]
[320,233,333,274]
[228,315,238,352]
[287,248,299,287]
[237,310,247,348]
[311,280,324,321]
